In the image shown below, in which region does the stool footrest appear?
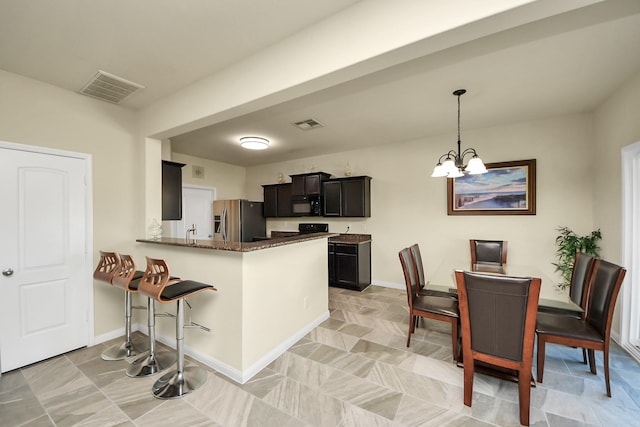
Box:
[185,321,210,332]
[156,312,176,319]
[132,304,146,310]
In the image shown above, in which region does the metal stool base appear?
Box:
[126,351,176,378]
[152,365,207,399]
[101,340,148,361]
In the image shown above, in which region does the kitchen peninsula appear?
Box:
[135,232,334,383]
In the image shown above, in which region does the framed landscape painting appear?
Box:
[447,159,536,215]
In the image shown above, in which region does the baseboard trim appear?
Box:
[371,279,403,290]
[116,310,330,384]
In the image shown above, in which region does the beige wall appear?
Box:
[594,71,640,262]
[0,69,142,337]
[171,152,246,200]
[593,70,640,334]
[246,113,595,295]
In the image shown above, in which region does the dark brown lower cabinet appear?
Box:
[328,241,371,291]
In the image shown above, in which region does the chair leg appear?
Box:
[406,314,414,347]
[604,344,612,397]
[451,320,458,362]
[588,349,597,374]
[536,336,545,383]
[102,290,147,360]
[582,348,587,364]
[518,369,531,426]
[463,360,474,407]
[126,297,176,377]
[152,298,207,399]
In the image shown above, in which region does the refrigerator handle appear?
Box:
[222,207,228,241]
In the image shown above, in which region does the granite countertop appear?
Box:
[137,232,337,252]
[270,231,371,244]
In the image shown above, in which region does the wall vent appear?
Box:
[292,118,324,131]
[79,70,144,104]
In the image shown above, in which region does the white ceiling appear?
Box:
[2,1,640,167]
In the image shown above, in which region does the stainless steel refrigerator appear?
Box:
[213,200,266,242]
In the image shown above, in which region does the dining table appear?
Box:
[425,259,583,314]
[424,259,582,383]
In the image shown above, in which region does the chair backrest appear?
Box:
[455,271,540,362]
[409,244,426,289]
[569,252,596,309]
[111,254,138,290]
[93,251,120,283]
[585,259,626,338]
[399,247,419,308]
[470,239,508,265]
[137,257,174,301]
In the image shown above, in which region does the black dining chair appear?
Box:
[455,270,541,426]
[399,247,460,361]
[469,239,508,265]
[537,252,596,363]
[536,259,626,397]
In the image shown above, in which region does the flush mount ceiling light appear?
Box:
[240,136,269,150]
[432,89,487,178]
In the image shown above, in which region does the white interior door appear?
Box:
[0,146,89,373]
[176,186,215,240]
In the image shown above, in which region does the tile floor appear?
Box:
[2,285,640,426]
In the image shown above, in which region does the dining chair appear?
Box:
[399,247,460,361]
[537,252,596,364]
[469,239,508,265]
[536,259,626,397]
[454,270,541,426]
[409,244,453,297]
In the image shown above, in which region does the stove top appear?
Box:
[298,223,329,234]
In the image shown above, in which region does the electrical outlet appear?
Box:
[303,296,309,309]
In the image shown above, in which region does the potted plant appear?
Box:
[553,226,602,289]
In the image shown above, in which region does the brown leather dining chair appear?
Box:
[454,270,541,426]
[409,243,453,297]
[537,252,596,363]
[469,239,508,265]
[399,247,459,361]
[536,259,626,397]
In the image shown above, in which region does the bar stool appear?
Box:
[126,256,179,378]
[136,257,216,399]
[101,254,149,360]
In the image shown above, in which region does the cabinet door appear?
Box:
[335,252,358,286]
[162,160,185,220]
[342,178,371,217]
[323,181,342,216]
[263,186,278,217]
[305,174,321,194]
[328,243,336,284]
[291,176,305,196]
[276,183,293,217]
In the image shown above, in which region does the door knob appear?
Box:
[2,268,14,276]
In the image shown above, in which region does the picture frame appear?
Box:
[447,159,536,215]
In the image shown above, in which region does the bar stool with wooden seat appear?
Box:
[102,254,149,360]
[94,251,147,360]
[135,256,216,398]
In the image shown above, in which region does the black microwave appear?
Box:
[291,195,321,216]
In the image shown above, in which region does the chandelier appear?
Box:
[431,89,487,178]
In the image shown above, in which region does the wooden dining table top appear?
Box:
[425,260,583,313]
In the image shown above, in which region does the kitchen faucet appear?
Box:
[186,224,197,244]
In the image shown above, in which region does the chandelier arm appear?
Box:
[460,147,479,159]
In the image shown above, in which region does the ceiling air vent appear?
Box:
[80,70,144,104]
[292,118,324,131]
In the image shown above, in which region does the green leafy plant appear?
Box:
[553,226,602,289]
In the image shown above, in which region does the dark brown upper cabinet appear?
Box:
[323,176,371,217]
[162,160,186,220]
[290,172,331,196]
[262,183,293,217]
